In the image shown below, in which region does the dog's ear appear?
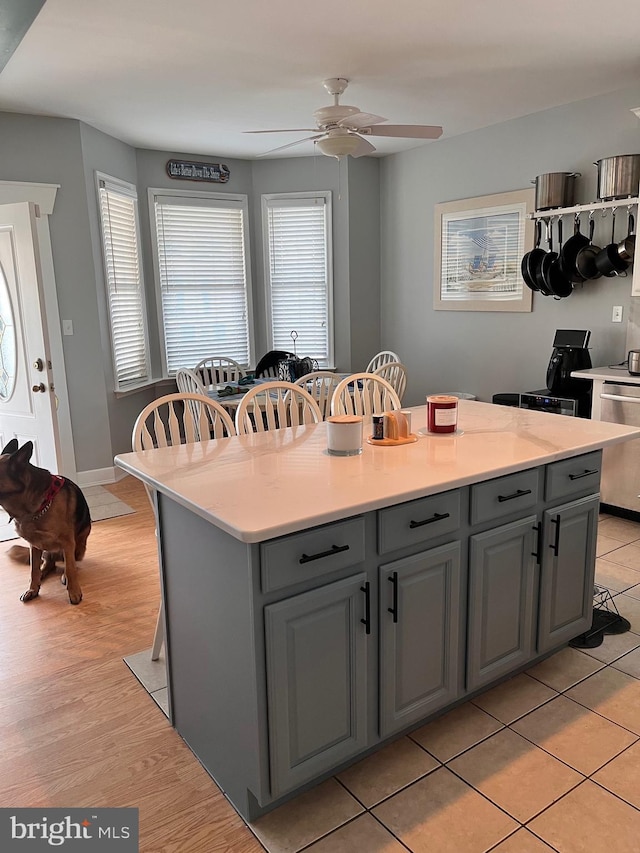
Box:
[1,438,19,456]
[15,442,34,464]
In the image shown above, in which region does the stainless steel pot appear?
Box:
[531,172,580,211]
[629,350,640,376]
[595,155,640,201]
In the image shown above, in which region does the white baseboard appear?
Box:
[76,466,129,488]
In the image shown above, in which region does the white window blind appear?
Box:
[263,193,332,368]
[153,194,251,374]
[97,176,150,389]
[440,203,527,302]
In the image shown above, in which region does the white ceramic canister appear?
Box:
[326,415,364,456]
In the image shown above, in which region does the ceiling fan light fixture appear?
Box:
[316,133,361,159]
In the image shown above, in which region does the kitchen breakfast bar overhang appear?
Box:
[115,401,640,821]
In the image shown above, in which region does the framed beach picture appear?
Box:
[434,188,535,312]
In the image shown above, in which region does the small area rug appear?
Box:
[0,484,135,542]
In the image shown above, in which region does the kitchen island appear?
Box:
[115,400,640,821]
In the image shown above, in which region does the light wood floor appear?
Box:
[0,475,264,853]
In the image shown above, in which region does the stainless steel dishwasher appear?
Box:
[600,383,640,513]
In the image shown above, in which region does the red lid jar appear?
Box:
[427,395,459,434]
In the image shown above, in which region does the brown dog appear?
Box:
[0,439,91,604]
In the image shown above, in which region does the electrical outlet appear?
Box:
[612,306,623,323]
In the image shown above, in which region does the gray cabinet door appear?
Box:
[379,541,462,737]
[538,494,599,653]
[467,516,537,691]
[264,573,368,798]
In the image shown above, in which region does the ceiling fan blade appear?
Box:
[350,135,377,158]
[338,111,387,129]
[256,135,323,157]
[366,124,443,139]
[244,128,319,134]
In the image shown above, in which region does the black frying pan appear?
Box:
[595,210,630,278]
[574,216,603,281]
[536,218,561,296]
[543,219,573,298]
[521,219,544,291]
[534,219,555,296]
[617,212,636,262]
[559,214,589,283]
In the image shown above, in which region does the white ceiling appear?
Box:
[1,0,640,159]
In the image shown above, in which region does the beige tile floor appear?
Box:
[127,512,640,853]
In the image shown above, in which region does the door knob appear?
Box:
[32,383,46,393]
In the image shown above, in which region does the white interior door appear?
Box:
[0,202,60,471]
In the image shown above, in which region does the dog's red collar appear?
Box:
[32,474,65,520]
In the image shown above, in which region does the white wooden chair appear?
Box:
[294,371,342,420]
[372,361,407,402]
[132,392,235,660]
[330,372,402,417]
[235,381,322,435]
[365,350,401,373]
[175,367,210,423]
[176,366,207,395]
[194,356,245,388]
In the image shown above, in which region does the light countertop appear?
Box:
[114,401,640,544]
[570,367,640,419]
[572,366,640,384]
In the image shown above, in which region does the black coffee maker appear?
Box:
[546,329,592,401]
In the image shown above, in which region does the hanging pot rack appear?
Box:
[529,196,640,219]
[526,195,640,295]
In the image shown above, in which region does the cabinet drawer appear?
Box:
[545,451,602,502]
[378,490,461,555]
[261,517,366,593]
[470,468,539,526]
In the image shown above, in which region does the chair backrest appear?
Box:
[132,392,236,506]
[133,393,235,451]
[294,371,342,420]
[175,368,209,424]
[175,367,207,395]
[372,361,407,402]
[254,350,296,378]
[235,381,322,435]
[330,372,402,417]
[194,356,245,387]
[365,350,401,373]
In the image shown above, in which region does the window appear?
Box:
[150,190,253,375]
[96,174,150,390]
[262,192,333,368]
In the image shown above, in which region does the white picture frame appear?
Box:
[434,188,535,312]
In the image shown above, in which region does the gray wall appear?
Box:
[2,81,638,476]
[0,113,378,476]
[0,113,115,471]
[78,123,145,468]
[380,85,640,406]
[347,157,381,371]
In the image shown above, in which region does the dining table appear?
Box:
[206,373,352,414]
[205,376,272,410]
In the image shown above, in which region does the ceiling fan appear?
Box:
[245,78,443,159]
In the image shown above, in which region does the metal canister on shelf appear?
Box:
[371,414,385,440]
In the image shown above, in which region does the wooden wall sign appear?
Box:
[166,160,230,183]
